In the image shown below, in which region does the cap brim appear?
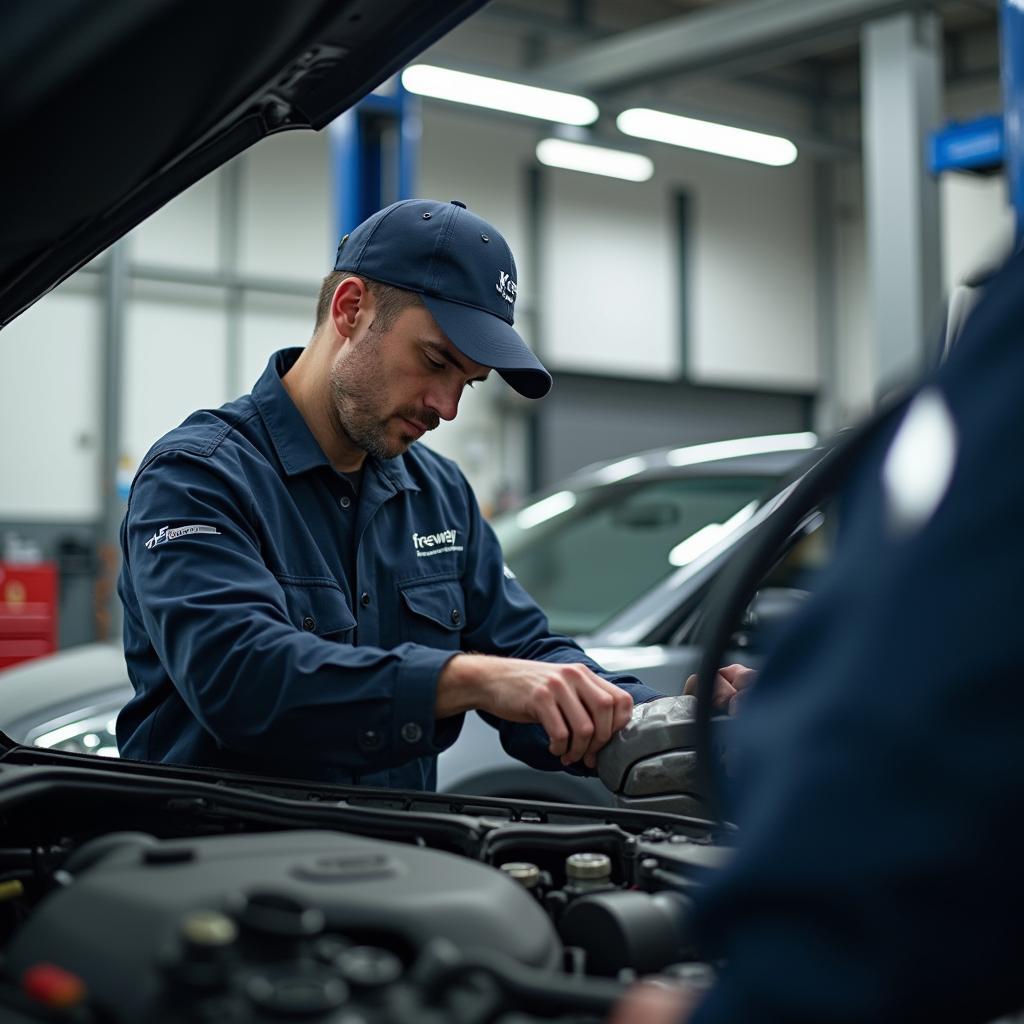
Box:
[421,294,552,399]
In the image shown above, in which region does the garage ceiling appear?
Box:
[425,0,1000,111]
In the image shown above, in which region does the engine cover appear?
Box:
[6,830,562,1021]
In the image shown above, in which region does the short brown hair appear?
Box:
[314,272,423,335]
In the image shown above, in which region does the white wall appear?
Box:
[239,131,334,280]
[128,168,222,272]
[121,282,228,470]
[542,171,682,379]
[669,144,819,390]
[241,294,315,389]
[0,281,103,519]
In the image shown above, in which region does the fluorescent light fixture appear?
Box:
[668,501,759,567]
[666,432,817,469]
[516,490,578,530]
[536,138,653,182]
[617,108,798,167]
[402,65,598,126]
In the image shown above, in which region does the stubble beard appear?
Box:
[328,328,436,460]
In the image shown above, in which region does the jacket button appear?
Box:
[360,730,382,751]
[360,592,371,607]
[302,616,316,631]
[400,722,422,744]
[339,496,351,509]
[450,609,461,625]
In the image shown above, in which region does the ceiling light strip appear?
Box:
[402,65,599,126]
[617,108,798,167]
[535,139,653,181]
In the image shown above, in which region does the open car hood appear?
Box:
[0,0,486,327]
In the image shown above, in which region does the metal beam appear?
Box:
[542,0,926,91]
[812,85,840,435]
[862,10,944,394]
[98,239,128,643]
[219,156,245,399]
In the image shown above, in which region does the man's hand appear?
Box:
[683,662,756,716]
[436,654,634,768]
[607,980,704,1024]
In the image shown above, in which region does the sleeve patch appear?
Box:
[145,524,222,550]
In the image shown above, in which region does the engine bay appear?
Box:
[0,747,730,1023]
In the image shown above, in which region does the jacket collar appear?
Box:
[252,348,419,493]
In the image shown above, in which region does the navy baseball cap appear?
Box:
[333,199,552,399]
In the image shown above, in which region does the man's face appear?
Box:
[328,303,490,460]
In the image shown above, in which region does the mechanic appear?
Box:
[611,243,1024,1023]
[115,199,663,790]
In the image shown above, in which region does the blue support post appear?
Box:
[1003,0,1024,242]
[328,79,420,247]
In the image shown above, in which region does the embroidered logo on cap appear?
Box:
[496,271,517,305]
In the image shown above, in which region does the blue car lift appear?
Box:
[931,0,1024,241]
[329,79,420,242]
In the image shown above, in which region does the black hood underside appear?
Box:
[0,0,486,327]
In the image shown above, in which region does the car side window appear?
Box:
[500,475,778,636]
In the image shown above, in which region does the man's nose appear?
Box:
[425,382,461,422]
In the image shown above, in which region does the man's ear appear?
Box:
[330,276,372,341]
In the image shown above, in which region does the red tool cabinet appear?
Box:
[0,562,58,670]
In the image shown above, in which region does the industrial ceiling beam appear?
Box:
[541,0,929,91]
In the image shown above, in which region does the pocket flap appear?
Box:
[283,583,357,638]
[400,579,465,631]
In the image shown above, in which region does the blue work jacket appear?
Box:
[117,348,658,790]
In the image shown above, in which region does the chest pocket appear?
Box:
[281,581,356,640]
[399,577,465,649]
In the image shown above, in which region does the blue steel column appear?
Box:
[1003,0,1024,243]
[329,79,419,243]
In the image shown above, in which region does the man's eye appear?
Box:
[426,356,445,370]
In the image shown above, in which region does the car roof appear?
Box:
[0,0,486,328]
[535,432,819,494]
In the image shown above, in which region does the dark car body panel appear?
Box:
[0,0,486,327]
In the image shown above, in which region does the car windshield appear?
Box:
[493,474,779,636]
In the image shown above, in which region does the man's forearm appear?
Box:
[435,653,486,718]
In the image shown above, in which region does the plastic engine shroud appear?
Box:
[5,829,562,1021]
